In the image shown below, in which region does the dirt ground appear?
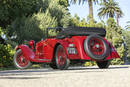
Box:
[0,65,130,87]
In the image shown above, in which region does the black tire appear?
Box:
[55,45,70,70]
[49,62,58,69]
[13,49,32,69]
[96,60,110,69]
[49,50,58,69]
[84,34,109,60]
[56,27,106,39]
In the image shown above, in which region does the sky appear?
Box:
[68,0,130,28]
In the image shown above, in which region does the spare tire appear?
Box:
[84,34,109,60]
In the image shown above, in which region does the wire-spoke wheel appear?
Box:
[13,49,32,69]
[84,34,109,60]
[55,45,70,70]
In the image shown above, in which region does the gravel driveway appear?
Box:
[0,65,130,87]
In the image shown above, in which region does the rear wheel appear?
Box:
[55,45,70,70]
[96,60,110,69]
[13,49,32,69]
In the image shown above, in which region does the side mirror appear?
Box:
[29,40,35,50]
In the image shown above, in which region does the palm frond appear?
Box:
[98,0,123,19]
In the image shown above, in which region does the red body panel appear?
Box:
[16,36,120,63]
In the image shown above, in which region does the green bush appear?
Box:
[84,61,96,67]
[110,59,124,65]
[0,44,14,68]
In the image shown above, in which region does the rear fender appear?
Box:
[109,43,120,58]
[16,45,35,61]
[57,41,69,57]
[57,38,81,60]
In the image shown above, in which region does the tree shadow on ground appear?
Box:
[0,65,129,79]
[68,65,129,70]
[0,77,41,79]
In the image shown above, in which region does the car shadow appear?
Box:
[0,76,41,80]
[0,69,54,76]
[0,65,129,79]
[0,69,54,79]
[108,66,129,69]
[68,65,129,70]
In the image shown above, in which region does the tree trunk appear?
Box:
[110,13,114,18]
[116,13,119,26]
[88,0,94,23]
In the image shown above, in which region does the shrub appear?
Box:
[84,61,96,66]
[0,44,14,68]
[110,59,124,65]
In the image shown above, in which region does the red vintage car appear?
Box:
[13,27,120,70]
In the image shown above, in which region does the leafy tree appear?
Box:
[0,28,6,44]
[124,31,130,55]
[8,10,57,44]
[70,14,80,26]
[98,0,123,25]
[70,14,105,28]
[48,0,71,27]
[0,0,44,28]
[106,18,124,64]
[78,18,88,27]
[125,21,130,30]
[71,0,107,23]
[123,26,130,60]
[6,0,71,44]
[58,0,69,7]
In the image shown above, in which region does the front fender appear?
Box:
[16,44,35,61]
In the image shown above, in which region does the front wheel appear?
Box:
[96,60,110,69]
[55,45,70,70]
[13,49,32,69]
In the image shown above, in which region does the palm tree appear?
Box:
[71,0,107,23]
[125,21,130,30]
[98,0,123,25]
[116,10,123,26]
